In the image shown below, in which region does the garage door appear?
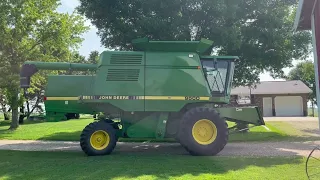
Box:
[274,96,303,116]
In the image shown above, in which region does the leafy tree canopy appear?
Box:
[0,0,89,129]
[287,61,316,104]
[77,0,312,86]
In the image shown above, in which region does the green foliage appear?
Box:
[287,61,316,104]
[87,50,100,64]
[0,0,89,129]
[77,0,311,86]
[72,52,86,63]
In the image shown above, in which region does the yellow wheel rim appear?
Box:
[90,130,110,150]
[192,119,218,145]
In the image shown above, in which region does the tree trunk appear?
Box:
[312,100,315,117]
[10,107,19,130]
[19,105,25,124]
[9,88,20,130]
[4,112,10,120]
[26,100,30,117]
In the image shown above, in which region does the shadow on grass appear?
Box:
[0,120,11,127]
[0,150,305,180]
[37,131,82,141]
[0,129,14,140]
[0,119,45,127]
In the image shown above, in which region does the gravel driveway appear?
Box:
[264,117,319,122]
[1,140,320,157]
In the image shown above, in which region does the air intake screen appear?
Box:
[110,54,143,65]
[106,69,140,81]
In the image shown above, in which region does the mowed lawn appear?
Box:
[0,116,318,142]
[0,150,308,180]
[0,117,316,180]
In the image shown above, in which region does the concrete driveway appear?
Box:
[264,117,319,122]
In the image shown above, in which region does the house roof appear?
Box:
[231,80,313,95]
[293,0,316,31]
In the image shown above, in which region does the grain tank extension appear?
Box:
[20,37,265,156]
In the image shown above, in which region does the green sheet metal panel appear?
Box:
[132,37,214,55]
[44,75,95,114]
[93,51,145,112]
[98,51,145,67]
[144,52,212,111]
[145,52,200,66]
[216,106,265,126]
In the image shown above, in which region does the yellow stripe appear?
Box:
[199,97,210,100]
[144,96,210,100]
[46,96,210,101]
[46,97,79,100]
[144,96,186,100]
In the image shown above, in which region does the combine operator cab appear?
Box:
[201,57,236,100]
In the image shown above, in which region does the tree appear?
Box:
[87,51,100,64]
[0,0,89,130]
[77,0,311,86]
[287,61,316,104]
[73,52,87,63]
[0,89,10,120]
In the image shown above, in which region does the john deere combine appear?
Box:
[20,38,264,156]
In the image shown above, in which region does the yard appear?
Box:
[0,116,318,180]
[0,150,308,180]
[0,115,319,142]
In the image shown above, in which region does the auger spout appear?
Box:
[20,61,97,88]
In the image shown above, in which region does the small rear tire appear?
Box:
[80,121,117,156]
[177,106,228,156]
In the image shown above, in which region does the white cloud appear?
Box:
[259,72,285,81]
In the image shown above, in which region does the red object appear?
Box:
[43,96,47,101]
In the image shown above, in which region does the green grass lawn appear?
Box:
[0,150,308,180]
[308,108,318,117]
[1,116,318,142]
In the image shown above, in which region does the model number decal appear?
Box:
[185,96,200,100]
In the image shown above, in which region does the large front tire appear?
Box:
[80,121,117,156]
[177,107,228,156]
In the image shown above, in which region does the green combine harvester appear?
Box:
[20,38,265,156]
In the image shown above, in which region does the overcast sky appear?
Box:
[57,0,308,81]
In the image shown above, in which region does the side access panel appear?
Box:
[91,51,145,112]
[216,106,265,126]
[144,52,212,111]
